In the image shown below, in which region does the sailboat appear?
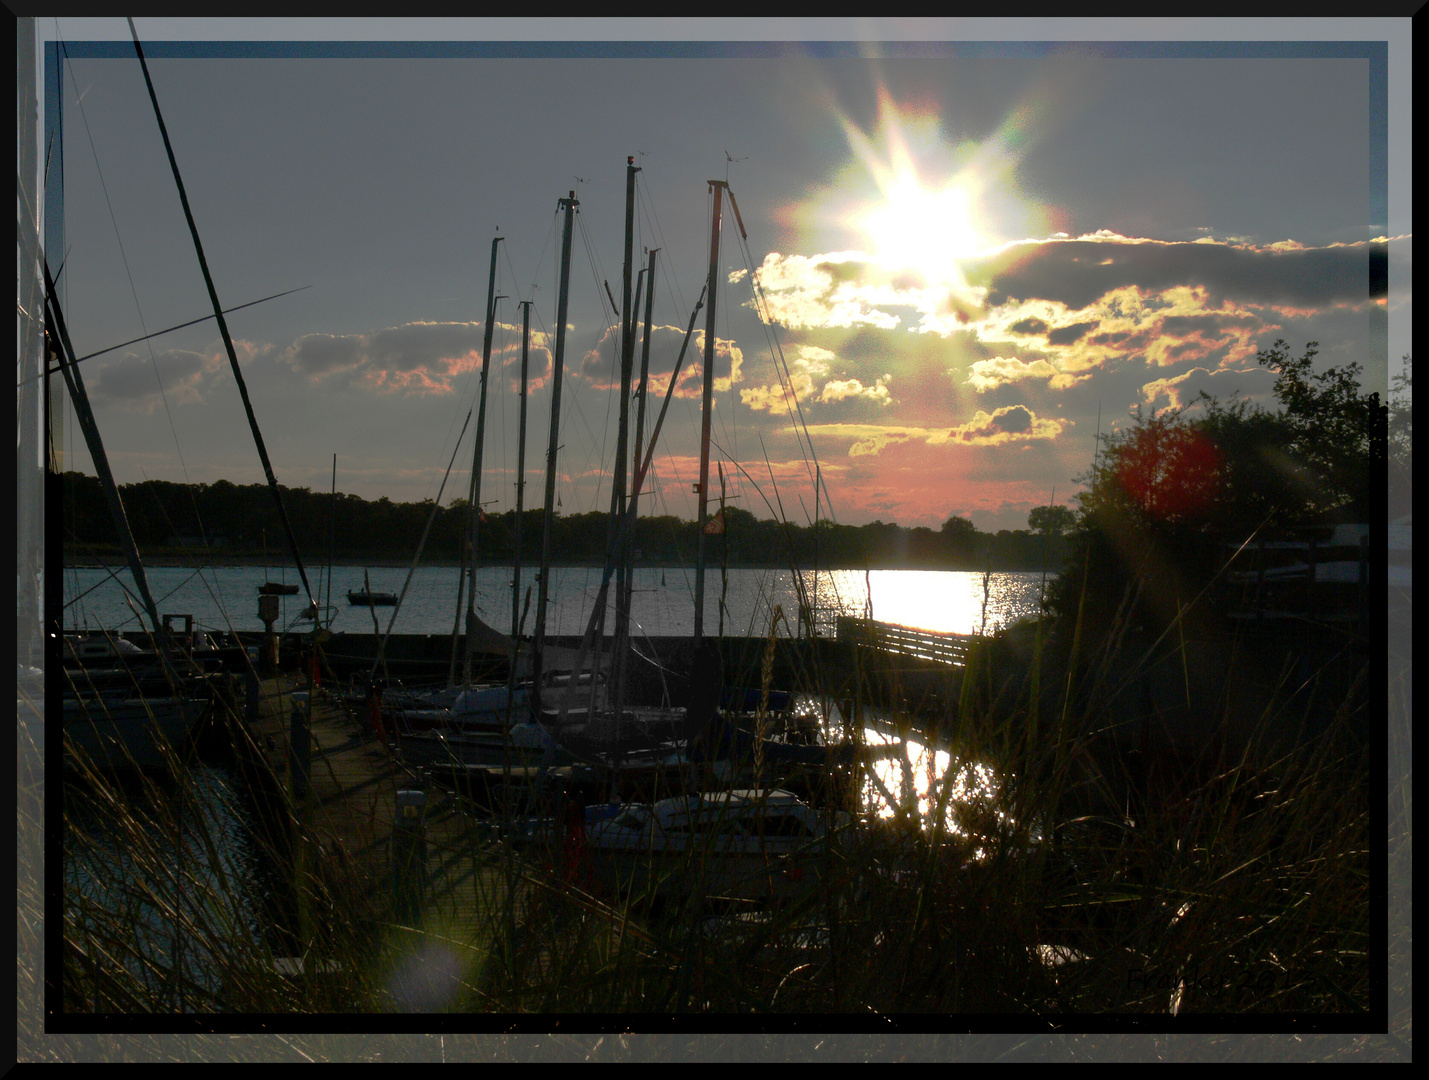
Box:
[387,231,598,766]
[530,164,716,774]
[51,26,322,770]
[45,264,213,772]
[536,168,863,811]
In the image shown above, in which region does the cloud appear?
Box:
[756,235,1384,389]
[661,332,743,400]
[798,422,952,457]
[1140,362,1277,414]
[742,344,891,415]
[800,406,1062,457]
[979,284,1277,375]
[966,234,1384,311]
[577,323,624,383]
[365,322,484,374]
[1045,320,1099,346]
[282,332,366,377]
[949,405,1065,446]
[501,339,553,393]
[85,347,220,413]
[279,320,486,394]
[1139,367,1214,413]
[964,355,1069,392]
[750,251,926,331]
[1008,316,1049,335]
[819,376,891,405]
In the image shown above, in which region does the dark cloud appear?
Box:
[817,258,872,285]
[502,343,552,391]
[949,404,1064,445]
[281,323,486,381]
[1009,316,1049,335]
[1088,328,1147,349]
[967,238,1383,310]
[578,324,622,382]
[991,404,1033,433]
[87,348,210,409]
[1045,320,1099,345]
[285,333,365,376]
[1158,313,1243,337]
[366,322,483,373]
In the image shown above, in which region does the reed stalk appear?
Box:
[49,557,1377,1032]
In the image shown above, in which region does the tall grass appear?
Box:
[42,566,1382,1046]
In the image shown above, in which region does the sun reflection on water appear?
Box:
[797,568,1046,636]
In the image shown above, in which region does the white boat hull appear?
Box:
[583,790,835,903]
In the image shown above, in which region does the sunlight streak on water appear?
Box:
[800,568,1047,637]
[859,723,1006,844]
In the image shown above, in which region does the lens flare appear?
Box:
[787,84,1050,300]
[857,173,985,287]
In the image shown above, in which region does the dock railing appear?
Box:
[835,616,972,669]
[1217,524,1370,625]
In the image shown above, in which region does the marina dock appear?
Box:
[236,675,551,969]
[229,674,702,1007]
[228,619,964,922]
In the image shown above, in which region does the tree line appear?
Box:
[58,472,1072,572]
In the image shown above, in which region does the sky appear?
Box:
[31,19,1411,535]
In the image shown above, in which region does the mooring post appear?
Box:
[393,789,428,923]
[258,593,280,675]
[289,691,311,801]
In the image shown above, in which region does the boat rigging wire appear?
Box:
[370,409,474,680]
[127,17,315,607]
[39,287,315,377]
[725,185,833,525]
[57,30,224,559]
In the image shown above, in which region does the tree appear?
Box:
[1254,339,1381,522]
[1028,504,1075,536]
[1048,340,1384,639]
[1389,354,1412,518]
[940,514,979,562]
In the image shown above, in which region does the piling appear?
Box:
[288,691,310,801]
[392,789,427,922]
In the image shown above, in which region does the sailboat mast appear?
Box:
[694,181,725,647]
[128,21,313,608]
[610,158,640,702]
[44,265,172,679]
[512,300,532,643]
[624,247,658,625]
[532,192,579,711]
[461,235,505,686]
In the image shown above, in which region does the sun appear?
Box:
[828,90,1007,289]
[857,170,989,286]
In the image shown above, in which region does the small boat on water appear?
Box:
[348,590,397,606]
[582,788,848,903]
[258,581,300,596]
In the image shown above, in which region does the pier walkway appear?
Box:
[244,677,498,927]
[834,616,972,669]
[240,674,639,1004]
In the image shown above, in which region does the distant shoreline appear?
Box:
[61,550,1056,574]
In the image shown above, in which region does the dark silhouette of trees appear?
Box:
[1027,504,1075,536]
[940,514,979,561]
[61,472,1084,573]
[1047,339,1385,640]
[1389,354,1412,519]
